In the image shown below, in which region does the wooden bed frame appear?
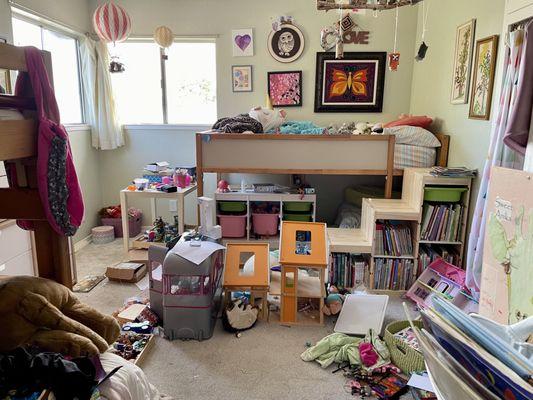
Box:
[0,42,73,288]
[196,131,449,199]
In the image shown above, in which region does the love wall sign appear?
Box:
[339,15,370,45]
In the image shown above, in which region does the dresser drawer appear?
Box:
[0,222,32,265]
[0,250,34,276]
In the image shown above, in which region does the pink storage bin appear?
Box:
[217,214,246,238]
[252,213,279,236]
[101,216,142,237]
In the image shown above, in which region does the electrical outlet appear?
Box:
[169,199,178,212]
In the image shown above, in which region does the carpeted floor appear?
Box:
[75,239,417,400]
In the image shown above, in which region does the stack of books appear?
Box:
[375,222,413,256]
[329,253,367,289]
[418,244,460,275]
[373,258,414,290]
[420,204,463,242]
[430,166,477,177]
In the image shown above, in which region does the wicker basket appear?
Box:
[384,320,425,373]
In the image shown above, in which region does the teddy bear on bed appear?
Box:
[0,275,120,357]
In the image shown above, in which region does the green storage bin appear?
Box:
[424,187,467,202]
[283,202,312,212]
[283,213,312,222]
[384,320,425,374]
[218,201,246,213]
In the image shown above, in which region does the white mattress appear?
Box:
[394,144,437,169]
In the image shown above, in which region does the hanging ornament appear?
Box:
[154,26,174,49]
[92,2,132,43]
[415,0,430,61]
[93,2,132,73]
[388,4,400,71]
[320,26,341,51]
[335,8,345,59]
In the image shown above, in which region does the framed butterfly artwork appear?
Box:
[314,52,386,113]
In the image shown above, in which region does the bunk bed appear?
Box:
[195,131,450,199]
[0,42,73,288]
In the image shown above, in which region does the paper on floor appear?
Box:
[135,274,149,291]
[170,240,225,265]
[407,373,434,392]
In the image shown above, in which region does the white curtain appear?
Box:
[465,29,525,297]
[79,36,124,150]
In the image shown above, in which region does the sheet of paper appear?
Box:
[152,265,162,281]
[170,240,225,265]
[407,373,434,393]
[135,274,149,291]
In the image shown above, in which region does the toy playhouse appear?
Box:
[278,221,328,325]
[148,241,224,340]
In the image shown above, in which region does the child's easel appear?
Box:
[223,242,270,320]
[279,221,328,325]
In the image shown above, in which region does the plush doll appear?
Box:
[248,106,287,132]
[322,285,345,316]
[0,276,120,357]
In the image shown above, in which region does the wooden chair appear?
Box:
[0,42,73,288]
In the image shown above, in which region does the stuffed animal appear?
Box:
[248,106,287,132]
[323,285,345,316]
[0,276,120,357]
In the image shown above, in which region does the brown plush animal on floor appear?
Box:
[0,275,120,357]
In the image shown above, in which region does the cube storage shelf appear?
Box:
[215,192,316,247]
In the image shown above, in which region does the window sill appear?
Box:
[64,123,91,132]
[123,124,211,132]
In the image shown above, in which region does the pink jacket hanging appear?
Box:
[11,46,84,236]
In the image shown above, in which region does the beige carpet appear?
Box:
[75,239,416,400]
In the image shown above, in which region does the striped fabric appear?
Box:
[93,2,131,43]
[394,144,436,169]
[385,125,442,148]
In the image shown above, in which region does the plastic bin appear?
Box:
[283,202,312,212]
[218,214,247,237]
[283,213,312,222]
[101,216,142,237]
[424,187,467,202]
[252,213,279,235]
[218,201,247,213]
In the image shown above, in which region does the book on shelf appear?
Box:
[418,244,460,275]
[329,253,368,289]
[421,204,463,242]
[373,258,415,290]
[374,222,413,256]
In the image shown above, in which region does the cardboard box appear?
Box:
[116,303,148,324]
[106,261,146,283]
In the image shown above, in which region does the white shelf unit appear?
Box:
[214,192,316,246]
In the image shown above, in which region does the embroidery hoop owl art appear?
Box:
[267,23,305,63]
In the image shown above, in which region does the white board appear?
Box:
[334,294,389,335]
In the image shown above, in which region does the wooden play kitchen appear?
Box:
[278,221,328,325]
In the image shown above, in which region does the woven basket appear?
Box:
[384,320,425,373]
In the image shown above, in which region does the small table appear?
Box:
[119,184,197,254]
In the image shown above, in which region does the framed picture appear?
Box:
[267,23,305,63]
[232,29,254,57]
[268,71,302,107]
[469,35,499,120]
[451,19,476,104]
[0,69,11,94]
[232,65,253,92]
[314,52,386,113]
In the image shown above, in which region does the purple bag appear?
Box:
[9,46,84,236]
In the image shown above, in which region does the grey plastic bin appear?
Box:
[148,240,224,341]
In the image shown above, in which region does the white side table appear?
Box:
[119,184,197,254]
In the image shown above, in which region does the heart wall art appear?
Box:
[232,29,254,57]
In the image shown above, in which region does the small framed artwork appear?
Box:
[268,71,302,107]
[267,23,305,63]
[469,35,499,120]
[232,65,253,92]
[314,52,386,113]
[232,29,254,57]
[451,19,476,104]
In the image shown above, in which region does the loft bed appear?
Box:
[0,42,73,288]
[195,131,450,199]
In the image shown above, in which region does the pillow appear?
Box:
[384,125,441,148]
[384,115,433,129]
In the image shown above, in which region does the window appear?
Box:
[11,17,83,124]
[110,40,217,125]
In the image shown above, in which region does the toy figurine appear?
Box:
[323,285,345,316]
[153,217,165,242]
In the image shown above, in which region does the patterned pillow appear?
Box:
[384,126,441,148]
